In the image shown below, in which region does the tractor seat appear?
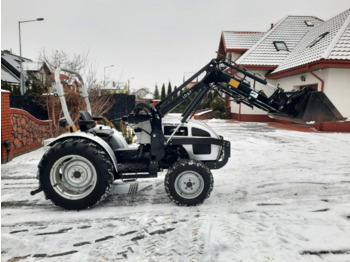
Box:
[79,111,96,131]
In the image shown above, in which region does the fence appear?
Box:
[10,94,48,120]
[105,94,135,128]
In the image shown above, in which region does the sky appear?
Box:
[1,0,350,92]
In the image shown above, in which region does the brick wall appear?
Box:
[1,90,13,162]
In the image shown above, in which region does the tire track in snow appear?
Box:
[235,212,303,261]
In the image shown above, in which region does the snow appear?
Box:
[2,120,350,262]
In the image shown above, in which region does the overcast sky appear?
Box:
[1,0,349,92]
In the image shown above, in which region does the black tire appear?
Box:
[164,159,214,206]
[38,138,114,210]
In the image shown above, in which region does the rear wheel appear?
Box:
[38,138,114,210]
[165,159,213,206]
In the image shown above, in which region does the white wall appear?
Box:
[275,70,326,91]
[324,68,350,120]
[227,53,243,62]
[276,68,350,120]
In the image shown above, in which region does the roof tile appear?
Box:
[273,9,350,73]
[236,16,323,66]
[223,31,265,51]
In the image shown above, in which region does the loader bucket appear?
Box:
[271,88,345,124]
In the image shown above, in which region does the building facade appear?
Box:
[1,50,53,94]
[218,9,350,131]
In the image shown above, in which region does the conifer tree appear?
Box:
[167,82,172,96]
[153,84,160,99]
[161,84,166,100]
[208,91,213,102]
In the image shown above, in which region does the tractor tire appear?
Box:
[38,138,114,210]
[165,159,213,206]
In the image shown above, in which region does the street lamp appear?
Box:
[18,18,44,95]
[103,65,114,89]
[128,77,134,95]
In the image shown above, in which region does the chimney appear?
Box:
[270,23,274,30]
[2,50,12,55]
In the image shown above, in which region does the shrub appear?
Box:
[102,117,115,129]
[211,97,225,118]
[213,110,222,118]
[119,120,134,144]
[221,112,228,119]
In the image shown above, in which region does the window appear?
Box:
[304,20,314,27]
[308,32,329,48]
[297,84,318,91]
[192,127,210,137]
[193,144,211,155]
[226,53,232,62]
[273,41,289,51]
[164,126,188,136]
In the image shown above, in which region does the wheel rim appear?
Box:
[174,171,205,199]
[50,155,97,200]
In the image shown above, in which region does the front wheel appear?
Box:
[164,159,213,206]
[38,138,114,210]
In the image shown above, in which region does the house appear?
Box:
[132,87,152,99]
[143,92,154,102]
[1,50,30,91]
[218,9,350,131]
[217,31,265,61]
[23,62,53,93]
[1,50,53,94]
[50,73,81,93]
[103,84,129,95]
[217,30,266,108]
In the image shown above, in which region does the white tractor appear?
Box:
[32,59,344,210]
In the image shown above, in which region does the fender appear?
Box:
[44,131,119,173]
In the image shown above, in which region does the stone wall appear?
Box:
[10,109,52,155]
[1,90,52,163]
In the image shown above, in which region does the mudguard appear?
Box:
[43,131,119,173]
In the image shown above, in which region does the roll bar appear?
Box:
[53,67,91,130]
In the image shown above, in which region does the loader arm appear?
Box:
[155,59,344,124]
[126,59,344,168]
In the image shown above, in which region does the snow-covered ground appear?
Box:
[2,120,350,262]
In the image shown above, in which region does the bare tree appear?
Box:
[39,49,89,71]
[39,49,90,85]
[39,48,116,91]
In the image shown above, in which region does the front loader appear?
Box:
[33,59,344,210]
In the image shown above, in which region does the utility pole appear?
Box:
[18,18,44,95]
